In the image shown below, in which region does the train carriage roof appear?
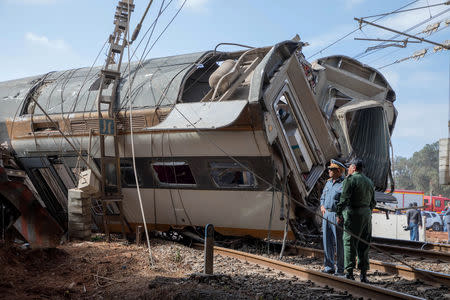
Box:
[0,51,211,121]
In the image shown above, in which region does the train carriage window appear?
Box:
[121,162,142,187]
[151,162,196,185]
[210,162,256,188]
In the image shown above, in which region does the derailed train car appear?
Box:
[0,40,397,242]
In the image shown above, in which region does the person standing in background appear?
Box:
[406,203,422,241]
[444,209,450,242]
[443,202,450,233]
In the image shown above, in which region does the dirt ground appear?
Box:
[0,236,355,300]
[0,237,243,300]
[426,230,449,243]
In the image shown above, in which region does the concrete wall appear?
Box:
[372,212,426,241]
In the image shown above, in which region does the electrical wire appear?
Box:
[126,0,154,266]
[365,20,449,66]
[307,0,421,59]
[354,7,450,61]
[370,23,450,68]
[360,1,449,19]
[141,0,187,62]
[121,0,169,93]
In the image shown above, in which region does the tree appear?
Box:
[393,142,450,198]
[393,156,413,190]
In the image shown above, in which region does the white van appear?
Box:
[421,211,443,231]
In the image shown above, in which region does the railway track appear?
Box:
[372,237,450,253]
[193,243,424,300]
[370,237,450,262]
[291,245,450,286]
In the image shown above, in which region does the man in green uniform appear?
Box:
[336,159,376,283]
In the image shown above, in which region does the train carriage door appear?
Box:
[271,84,324,196]
[21,156,78,228]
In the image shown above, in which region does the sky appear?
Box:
[0,0,448,158]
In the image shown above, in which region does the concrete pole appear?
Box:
[136,225,142,245]
[204,224,214,275]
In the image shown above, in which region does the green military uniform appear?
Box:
[336,172,376,274]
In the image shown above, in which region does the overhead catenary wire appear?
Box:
[371,23,450,68]
[121,0,178,111]
[354,7,450,60]
[122,0,169,80]
[360,1,449,19]
[378,44,448,69]
[306,0,421,59]
[141,0,187,62]
[126,0,154,266]
[130,0,154,44]
[364,16,449,66]
[354,17,450,49]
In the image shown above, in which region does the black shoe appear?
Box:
[321,269,335,274]
[345,273,355,280]
[360,273,369,283]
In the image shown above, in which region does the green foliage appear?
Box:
[173,249,182,263]
[393,141,450,197]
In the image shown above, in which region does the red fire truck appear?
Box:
[423,195,450,212]
[390,189,424,209]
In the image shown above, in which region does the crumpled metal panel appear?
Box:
[249,40,301,104]
[0,166,64,248]
[0,75,42,121]
[147,100,248,131]
[314,55,396,102]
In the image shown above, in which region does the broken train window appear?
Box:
[151,162,196,185]
[121,161,142,187]
[210,162,256,188]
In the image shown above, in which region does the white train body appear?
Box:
[0,41,397,239]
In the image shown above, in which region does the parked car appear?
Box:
[421,211,443,231]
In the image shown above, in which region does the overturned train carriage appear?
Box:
[0,40,397,242]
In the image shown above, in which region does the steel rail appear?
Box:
[292,245,450,287]
[193,244,424,300]
[372,237,450,253]
[370,243,450,262]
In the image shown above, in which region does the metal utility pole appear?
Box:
[354,18,450,50]
[96,0,135,241]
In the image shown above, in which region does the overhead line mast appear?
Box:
[95,0,135,241]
